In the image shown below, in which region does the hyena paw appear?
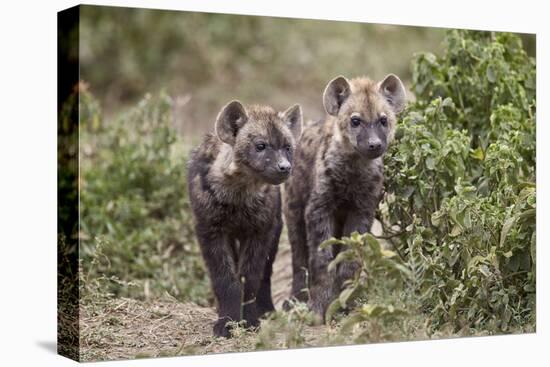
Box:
[244,315,260,329]
[256,302,275,317]
[282,299,294,311]
[213,317,232,338]
[243,305,260,329]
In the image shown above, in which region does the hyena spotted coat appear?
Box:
[188,101,302,337]
[283,75,406,318]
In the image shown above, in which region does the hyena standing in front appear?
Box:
[284,74,406,319]
[188,100,302,337]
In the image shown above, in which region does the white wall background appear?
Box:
[0,0,546,366]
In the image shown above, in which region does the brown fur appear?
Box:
[283,75,406,318]
[188,101,302,337]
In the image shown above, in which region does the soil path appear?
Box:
[80,240,302,361]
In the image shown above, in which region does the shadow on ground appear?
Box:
[36,340,57,354]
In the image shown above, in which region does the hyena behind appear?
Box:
[188,100,302,337]
[283,74,406,319]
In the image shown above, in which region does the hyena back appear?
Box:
[188,100,302,337]
[283,74,406,318]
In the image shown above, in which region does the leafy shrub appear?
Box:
[329,30,535,336]
[321,233,411,322]
[79,89,210,305]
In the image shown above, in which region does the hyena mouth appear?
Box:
[354,145,385,160]
[265,171,291,185]
[363,149,385,159]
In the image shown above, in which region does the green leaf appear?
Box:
[361,304,383,317]
[364,234,382,254]
[507,254,520,272]
[340,313,367,333]
[327,250,355,272]
[470,147,485,160]
[391,263,413,279]
[486,64,497,83]
[325,298,342,322]
[339,284,358,308]
[518,208,535,224]
[500,216,517,247]
[450,225,462,237]
[479,265,491,277]
[426,157,436,170]
[380,249,397,258]
[431,211,444,227]
[463,211,472,229]
[441,97,455,108]
[319,238,343,249]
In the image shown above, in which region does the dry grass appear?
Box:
[80,297,248,361]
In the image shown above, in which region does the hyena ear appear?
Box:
[281,104,303,140]
[379,74,407,113]
[215,100,248,145]
[323,76,351,116]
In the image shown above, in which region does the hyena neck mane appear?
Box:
[207,141,268,203]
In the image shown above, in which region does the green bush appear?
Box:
[321,233,411,322]
[328,30,535,336]
[79,90,210,305]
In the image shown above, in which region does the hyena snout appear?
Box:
[358,136,386,159]
[277,158,291,173]
[367,138,382,152]
[268,160,291,183]
[262,154,292,184]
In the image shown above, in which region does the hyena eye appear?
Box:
[256,143,266,152]
[350,117,361,127]
[284,144,291,152]
[379,116,388,126]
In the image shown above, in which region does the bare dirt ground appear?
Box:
[79,241,326,361]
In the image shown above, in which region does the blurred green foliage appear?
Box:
[79,5,445,139]
[328,30,535,337]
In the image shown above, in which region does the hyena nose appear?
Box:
[367,139,382,151]
[278,160,291,173]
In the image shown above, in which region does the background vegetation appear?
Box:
[79,5,446,139]
[75,6,535,360]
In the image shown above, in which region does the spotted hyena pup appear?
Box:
[283,74,406,318]
[188,100,302,337]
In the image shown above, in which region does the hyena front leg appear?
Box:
[197,232,241,338]
[256,220,281,316]
[238,233,272,329]
[285,206,309,306]
[305,202,337,320]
